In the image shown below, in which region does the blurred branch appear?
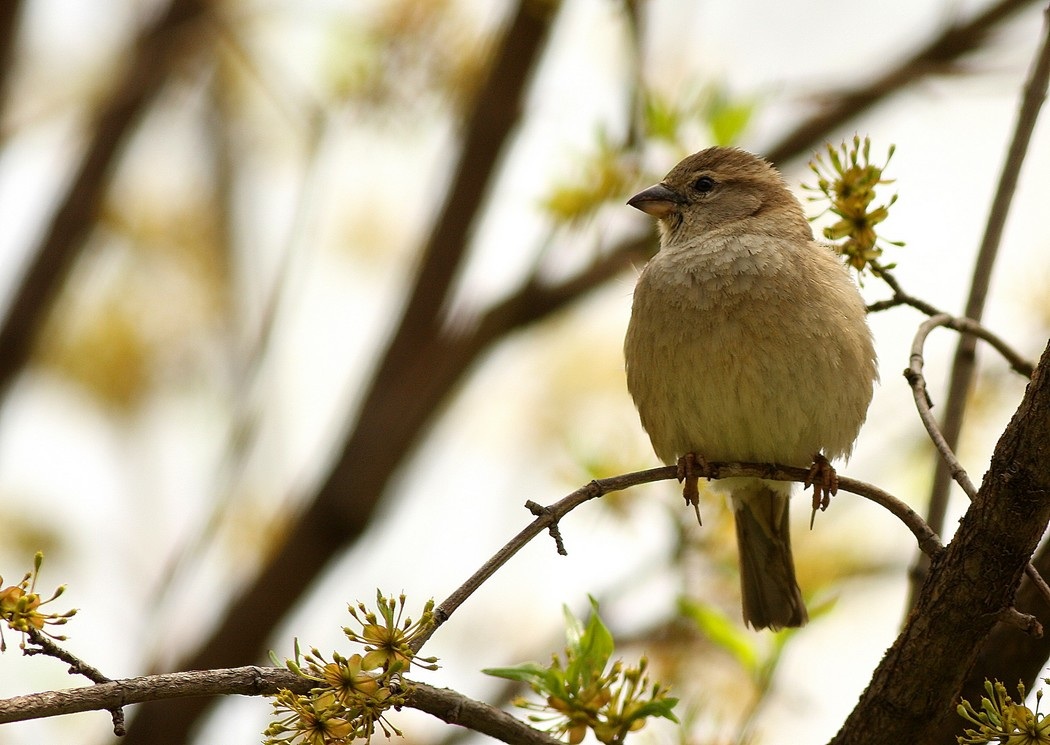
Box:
[0,0,211,399]
[119,3,559,742]
[914,0,1050,599]
[0,0,24,136]
[765,0,1041,163]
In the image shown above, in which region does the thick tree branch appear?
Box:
[830,338,1050,745]
[939,525,1050,743]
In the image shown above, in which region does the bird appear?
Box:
[623,147,877,630]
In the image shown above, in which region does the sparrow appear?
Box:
[623,147,877,630]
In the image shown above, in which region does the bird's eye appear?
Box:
[693,176,715,193]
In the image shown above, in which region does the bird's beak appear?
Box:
[627,183,684,218]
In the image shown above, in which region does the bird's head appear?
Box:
[628,147,809,246]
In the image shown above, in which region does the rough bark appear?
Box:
[829,338,1050,745]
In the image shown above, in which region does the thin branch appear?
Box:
[866,268,947,317]
[412,462,942,654]
[869,269,1036,375]
[903,309,1040,487]
[0,666,287,725]
[922,0,1050,570]
[23,629,111,685]
[407,682,564,745]
[0,667,562,745]
[21,629,125,735]
[907,315,980,496]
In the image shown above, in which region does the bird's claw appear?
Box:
[677,452,712,525]
[806,453,839,528]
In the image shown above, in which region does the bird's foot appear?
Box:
[805,453,839,528]
[676,452,712,525]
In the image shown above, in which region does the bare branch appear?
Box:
[412,462,942,654]
[866,268,947,317]
[408,683,564,745]
[0,667,562,745]
[906,312,1050,617]
[23,623,125,734]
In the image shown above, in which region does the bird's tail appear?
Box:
[732,483,808,630]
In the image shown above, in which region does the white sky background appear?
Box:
[1,1,1049,744]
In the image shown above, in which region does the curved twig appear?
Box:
[906,312,1050,611]
[906,313,1036,500]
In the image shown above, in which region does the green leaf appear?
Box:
[577,597,615,667]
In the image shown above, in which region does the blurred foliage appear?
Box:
[33,195,227,412]
[36,295,152,412]
[542,135,642,227]
[543,83,756,226]
[642,85,756,148]
[322,0,490,114]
